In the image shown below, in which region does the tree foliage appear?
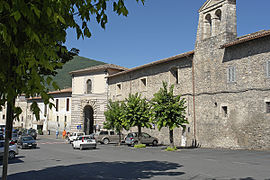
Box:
[104,100,126,144]
[0,0,144,179]
[123,93,151,144]
[151,82,188,147]
[0,0,144,117]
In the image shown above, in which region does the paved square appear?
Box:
[1,137,270,180]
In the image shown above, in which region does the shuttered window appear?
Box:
[266,61,270,78]
[228,66,236,83]
[266,102,270,113]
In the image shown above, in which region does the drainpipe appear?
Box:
[192,59,197,142]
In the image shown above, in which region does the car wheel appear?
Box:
[152,140,158,146]
[8,151,16,159]
[133,141,138,146]
[72,144,75,149]
[103,138,109,145]
[80,145,83,150]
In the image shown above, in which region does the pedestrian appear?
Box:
[56,129,59,139]
[62,129,66,139]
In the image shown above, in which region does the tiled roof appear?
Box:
[220,30,270,48]
[70,64,128,75]
[107,51,194,78]
[48,88,72,95]
[27,88,72,100]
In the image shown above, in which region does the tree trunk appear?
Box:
[118,130,122,146]
[138,125,142,144]
[169,129,174,148]
[2,99,15,180]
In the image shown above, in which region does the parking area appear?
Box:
[1,136,270,180]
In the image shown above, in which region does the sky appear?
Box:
[65,0,270,68]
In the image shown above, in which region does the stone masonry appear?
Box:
[107,0,270,150]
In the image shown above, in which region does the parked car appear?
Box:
[125,132,158,146]
[18,129,37,140]
[94,130,125,144]
[72,135,97,150]
[11,133,19,142]
[68,132,85,144]
[0,140,19,159]
[0,134,4,140]
[17,136,37,149]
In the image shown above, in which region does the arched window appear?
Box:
[86,79,92,94]
[204,14,212,39]
[215,9,222,21]
[214,9,222,35]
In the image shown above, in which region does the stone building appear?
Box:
[69,64,127,134]
[1,64,126,135]
[108,0,270,150]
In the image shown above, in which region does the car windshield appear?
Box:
[79,136,94,140]
[22,137,34,141]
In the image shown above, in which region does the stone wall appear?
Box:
[70,93,107,133]
[108,56,194,146]
[193,34,270,150]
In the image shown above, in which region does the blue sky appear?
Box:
[65,0,270,68]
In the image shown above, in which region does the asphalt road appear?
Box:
[1,136,270,180]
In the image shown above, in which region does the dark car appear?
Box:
[28,129,37,140]
[19,129,37,140]
[11,133,19,142]
[17,136,37,149]
[125,132,158,146]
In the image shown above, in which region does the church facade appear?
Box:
[108,0,270,150]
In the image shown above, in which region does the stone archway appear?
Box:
[83,105,94,135]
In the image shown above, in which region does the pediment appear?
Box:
[199,0,225,12]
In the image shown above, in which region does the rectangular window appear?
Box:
[228,66,236,83]
[171,68,179,84]
[116,83,122,95]
[266,61,270,78]
[222,106,228,117]
[66,98,70,111]
[56,99,59,112]
[140,78,147,91]
[57,116,59,127]
[64,116,67,127]
[266,102,270,113]
[2,115,5,120]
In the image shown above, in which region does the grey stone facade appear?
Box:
[108,0,270,150]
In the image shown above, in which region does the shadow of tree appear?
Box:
[6,161,184,180]
[0,156,24,165]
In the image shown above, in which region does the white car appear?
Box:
[72,135,97,150]
[68,132,85,144]
[0,140,19,159]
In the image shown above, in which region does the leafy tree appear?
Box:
[150,82,188,148]
[123,93,151,145]
[104,100,126,145]
[0,0,144,179]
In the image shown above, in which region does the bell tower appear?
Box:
[196,0,237,44]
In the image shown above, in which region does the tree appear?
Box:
[150,82,188,148]
[0,0,144,179]
[104,100,126,145]
[123,93,151,145]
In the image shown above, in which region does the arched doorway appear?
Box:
[83,105,94,135]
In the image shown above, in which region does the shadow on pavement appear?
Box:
[6,161,184,180]
[0,157,24,165]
